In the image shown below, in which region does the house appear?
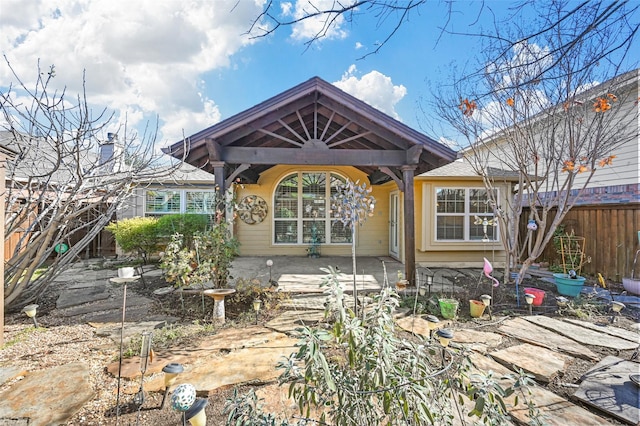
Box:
[163,77,516,282]
[119,162,217,219]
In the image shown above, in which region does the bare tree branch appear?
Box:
[1,59,185,309]
[431,0,638,281]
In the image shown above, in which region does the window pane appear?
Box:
[437,216,464,240]
[274,172,348,245]
[186,191,217,214]
[274,221,297,243]
[470,216,497,241]
[302,172,326,219]
[331,220,352,243]
[146,190,180,214]
[469,188,493,214]
[436,189,465,213]
[303,220,326,244]
[275,174,298,218]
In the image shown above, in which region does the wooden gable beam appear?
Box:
[219,146,408,166]
[317,96,412,150]
[225,164,251,188]
[214,95,316,145]
[378,167,404,192]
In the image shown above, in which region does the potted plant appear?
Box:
[552,230,588,296]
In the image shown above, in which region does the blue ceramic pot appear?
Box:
[553,273,586,297]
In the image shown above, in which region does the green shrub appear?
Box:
[106,217,159,263]
[225,267,544,426]
[156,214,210,249]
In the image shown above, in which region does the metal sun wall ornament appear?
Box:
[238,195,268,224]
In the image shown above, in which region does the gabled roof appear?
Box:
[418,158,521,181]
[164,76,456,184]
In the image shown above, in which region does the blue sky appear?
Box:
[1,1,638,151]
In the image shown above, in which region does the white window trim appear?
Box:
[272,171,351,245]
[144,189,218,216]
[434,187,499,242]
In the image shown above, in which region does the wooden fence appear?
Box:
[521,203,640,282]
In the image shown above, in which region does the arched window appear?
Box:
[273,172,351,244]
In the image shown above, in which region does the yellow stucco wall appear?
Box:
[234,165,392,257]
[232,168,508,268]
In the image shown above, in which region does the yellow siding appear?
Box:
[117,165,510,268]
[234,165,391,257]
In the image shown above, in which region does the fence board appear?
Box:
[522,204,640,282]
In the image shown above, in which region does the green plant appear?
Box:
[192,216,240,289]
[229,266,539,426]
[156,213,209,249]
[224,388,299,425]
[159,233,197,312]
[159,214,240,313]
[106,217,159,264]
[228,277,289,323]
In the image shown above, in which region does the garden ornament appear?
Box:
[483,258,500,287]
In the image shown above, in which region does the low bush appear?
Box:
[156,214,210,249]
[106,217,159,263]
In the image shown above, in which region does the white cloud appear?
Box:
[0,0,266,144]
[283,0,355,41]
[355,42,363,50]
[438,136,460,150]
[333,65,407,120]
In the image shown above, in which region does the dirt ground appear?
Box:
[2,266,638,425]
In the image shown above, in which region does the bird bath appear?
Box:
[203,289,236,324]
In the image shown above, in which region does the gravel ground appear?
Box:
[1,269,638,425]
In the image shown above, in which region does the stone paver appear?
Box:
[0,362,93,426]
[0,418,29,425]
[452,329,503,354]
[396,316,435,337]
[277,273,381,293]
[524,315,638,350]
[59,293,153,318]
[265,310,325,334]
[574,356,640,425]
[56,285,111,309]
[0,366,27,387]
[563,318,640,343]
[470,353,611,425]
[489,343,572,382]
[106,326,294,380]
[140,331,298,393]
[279,293,330,310]
[498,317,599,360]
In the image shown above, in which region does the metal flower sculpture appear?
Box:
[331,179,376,316]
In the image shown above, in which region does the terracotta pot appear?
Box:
[469,300,486,318]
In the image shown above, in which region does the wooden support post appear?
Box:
[401,165,416,286]
[212,162,225,198]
